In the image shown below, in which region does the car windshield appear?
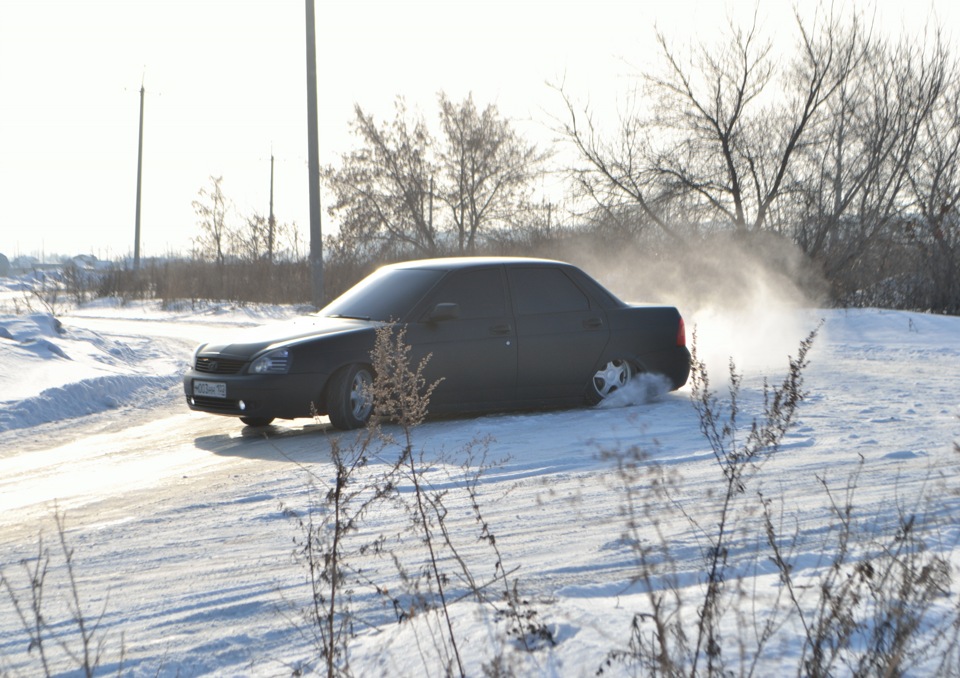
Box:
[319,267,445,321]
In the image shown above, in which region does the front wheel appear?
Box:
[326,364,374,430]
[586,358,634,405]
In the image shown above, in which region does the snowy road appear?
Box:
[0,309,350,543]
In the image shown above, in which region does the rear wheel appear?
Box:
[326,364,374,430]
[586,358,634,405]
[240,416,274,427]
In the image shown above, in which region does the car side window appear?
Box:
[427,269,507,319]
[507,268,590,315]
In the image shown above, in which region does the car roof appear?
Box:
[382,256,570,272]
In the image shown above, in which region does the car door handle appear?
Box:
[583,317,604,330]
[489,324,512,335]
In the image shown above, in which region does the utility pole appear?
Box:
[305,0,323,307]
[268,153,275,263]
[134,84,145,270]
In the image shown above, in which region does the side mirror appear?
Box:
[428,302,460,322]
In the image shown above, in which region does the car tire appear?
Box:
[586,358,634,405]
[240,416,274,427]
[326,364,374,430]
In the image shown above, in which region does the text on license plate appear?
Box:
[194,380,227,398]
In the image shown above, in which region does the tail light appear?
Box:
[677,316,687,347]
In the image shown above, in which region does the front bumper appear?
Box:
[182,370,330,420]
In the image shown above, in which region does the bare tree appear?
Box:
[192,175,230,266]
[324,100,439,259]
[229,212,293,263]
[324,93,545,259]
[657,6,867,232]
[554,84,684,241]
[557,5,864,239]
[906,53,960,312]
[794,27,949,300]
[437,93,545,253]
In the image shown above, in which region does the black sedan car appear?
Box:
[183,257,690,429]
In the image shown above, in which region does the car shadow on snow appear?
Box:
[193,419,339,462]
[191,413,499,463]
[190,409,552,463]
[191,390,690,466]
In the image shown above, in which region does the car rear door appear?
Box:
[506,266,610,401]
[405,266,518,408]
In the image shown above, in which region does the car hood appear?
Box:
[197,315,378,358]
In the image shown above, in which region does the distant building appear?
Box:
[69,254,99,270]
[12,255,40,273]
[0,253,9,277]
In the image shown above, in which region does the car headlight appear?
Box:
[249,348,291,374]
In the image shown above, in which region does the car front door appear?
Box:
[405,267,518,409]
[506,266,610,401]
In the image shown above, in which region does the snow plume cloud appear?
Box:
[598,372,673,408]
[559,230,827,380]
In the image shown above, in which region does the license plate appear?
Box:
[193,380,226,398]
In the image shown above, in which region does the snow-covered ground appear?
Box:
[1,286,959,676]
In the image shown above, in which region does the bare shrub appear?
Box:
[19,269,64,317]
[283,428,397,678]
[598,327,815,676]
[285,323,552,676]
[763,463,956,677]
[0,509,124,677]
[600,326,960,677]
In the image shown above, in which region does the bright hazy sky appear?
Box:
[1,0,956,261]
